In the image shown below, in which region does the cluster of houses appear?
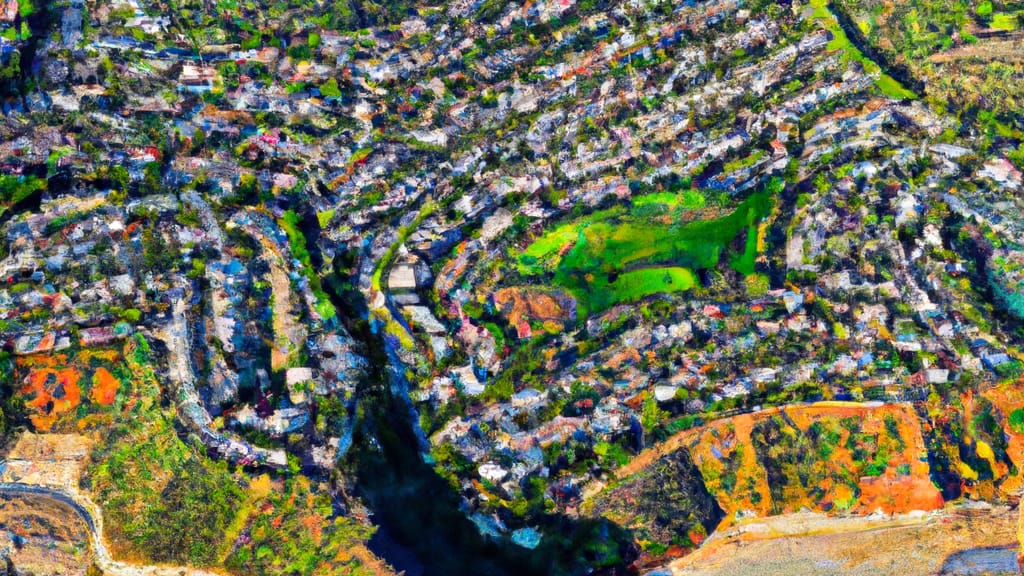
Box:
[331,0,1024,522]
[0,0,1021,552]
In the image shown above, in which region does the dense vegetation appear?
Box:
[587,450,723,557]
[225,476,376,575]
[84,336,245,566]
[834,0,1024,134]
[0,351,27,441]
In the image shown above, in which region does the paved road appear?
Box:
[160,294,287,468]
[0,482,223,576]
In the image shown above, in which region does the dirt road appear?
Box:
[0,482,225,576]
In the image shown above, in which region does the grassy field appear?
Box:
[808,0,918,100]
[586,267,698,309]
[514,179,780,315]
[631,189,707,213]
[517,206,625,276]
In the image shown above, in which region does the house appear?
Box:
[13,331,70,355]
[179,64,218,93]
[285,367,315,404]
[511,388,546,408]
[945,262,967,276]
[982,352,1012,370]
[127,15,168,34]
[653,385,678,402]
[410,129,448,148]
[403,305,446,334]
[478,463,508,483]
[430,376,457,404]
[979,158,1022,190]
[751,368,778,384]
[452,365,485,395]
[1,0,17,22]
[388,264,417,290]
[79,326,117,347]
[781,291,804,314]
[232,405,310,436]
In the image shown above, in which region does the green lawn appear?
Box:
[517,207,625,276]
[603,267,697,304]
[278,210,336,321]
[631,189,706,212]
[515,178,781,316]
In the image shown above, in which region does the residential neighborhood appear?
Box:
[0,0,1023,573]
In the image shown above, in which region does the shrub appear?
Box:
[1009,408,1024,434]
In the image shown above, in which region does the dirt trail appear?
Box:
[927,36,1024,63]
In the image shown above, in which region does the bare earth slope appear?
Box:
[671,506,1018,576]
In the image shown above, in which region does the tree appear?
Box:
[141,162,162,195]
[107,165,130,192]
[237,172,258,204]
[1009,409,1024,434]
[320,77,342,98]
[141,228,178,270]
[642,394,666,432]
[0,50,21,96]
[0,351,26,442]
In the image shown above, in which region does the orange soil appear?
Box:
[858,474,945,514]
[783,403,941,515]
[20,368,82,432]
[493,286,574,333]
[15,349,126,432]
[90,367,120,406]
[981,382,1024,497]
[618,402,942,527]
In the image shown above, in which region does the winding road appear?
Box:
[0,482,223,576]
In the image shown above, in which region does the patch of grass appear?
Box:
[516,207,624,276]
[990,12,1019,30]
[630,189,706,214]
[594,441,632,467]
[599,267,697,307]
[516,179,780,316]
[723,150,764,174]
[1008,408,1024,434]
[279,210,336,321]
[316,209,335,228]
[875,74,917,100]
[0,174,46,209]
